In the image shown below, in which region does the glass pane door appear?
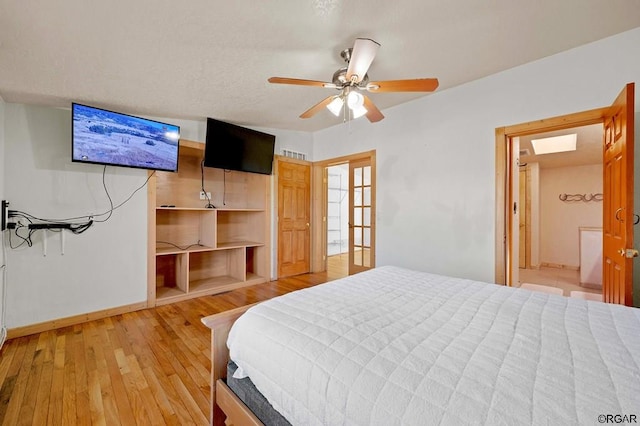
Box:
[349,159,374,274]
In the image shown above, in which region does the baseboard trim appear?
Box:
[540,262,579,271]
[7,301,148,340]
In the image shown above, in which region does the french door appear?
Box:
[348,158,375,274]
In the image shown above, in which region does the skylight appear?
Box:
[531,134,577,155]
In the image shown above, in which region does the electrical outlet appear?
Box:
[1,200,8,231]
[199,191,211,200]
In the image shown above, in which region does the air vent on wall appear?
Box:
[282,149,307,160]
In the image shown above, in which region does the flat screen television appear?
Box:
[204,118,276,175]
[72,103,180,172]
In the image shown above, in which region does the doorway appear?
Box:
[312,150,376,277]
[326,164,349,279]
[495,82,635,306]
[516,124,604,299]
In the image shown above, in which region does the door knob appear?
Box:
[618,248,639,258]
[625,248,639,258]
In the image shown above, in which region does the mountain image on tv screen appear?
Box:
[72,103,180,172]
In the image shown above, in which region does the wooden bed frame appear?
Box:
[201,304,266,426]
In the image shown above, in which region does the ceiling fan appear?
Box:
[268,38,439,123]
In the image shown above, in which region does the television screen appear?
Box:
[204,118,275,175]
[72,103,180,172]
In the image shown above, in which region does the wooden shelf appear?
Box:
[148,138,271,307]
[217,241,264,249]
[156,245,215,256]
[214,208,265,212]
[155,207,265,212]
[190,276,244,292]
[156,242,263,255]
[246,272,266,283]
[156,206,217,211]
[156,286,187,300]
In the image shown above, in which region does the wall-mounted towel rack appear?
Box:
[558,193,603,202]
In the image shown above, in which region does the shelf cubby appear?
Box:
[246,246,267,282]
[156,208,216,251]
[155,253,188,299]
[216,209,265,247]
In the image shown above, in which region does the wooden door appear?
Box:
[348,159,375,274]
[278,160,311,277]
[603,83,635,305]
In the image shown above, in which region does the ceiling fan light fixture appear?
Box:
[351,105,368,119]
[326,96,344,116]
[347,91,364,109]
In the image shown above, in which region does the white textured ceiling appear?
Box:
[520,124,603,169]
[1,1,639,132]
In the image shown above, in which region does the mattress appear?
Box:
[227,361,292,426]
[228,266,640,425]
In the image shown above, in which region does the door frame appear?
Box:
[311,150,376,273]
[495,108,608,285]
[518,167,532,269]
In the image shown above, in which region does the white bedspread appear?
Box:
[227,266,640,425]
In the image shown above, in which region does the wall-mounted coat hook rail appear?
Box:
[558,193,603,202]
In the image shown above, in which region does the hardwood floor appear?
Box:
[327,252,348,281]
[0,272,330,426]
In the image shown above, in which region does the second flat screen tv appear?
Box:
[204,118,275,175]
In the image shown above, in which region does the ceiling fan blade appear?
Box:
[346,38,380,84]
[300,96,334,119]
[362,95,384,123]
[367,78,439,93]
[268,77,336,88]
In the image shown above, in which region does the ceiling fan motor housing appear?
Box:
[332,67,369,87]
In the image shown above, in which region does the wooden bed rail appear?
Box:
[201,304,257,426]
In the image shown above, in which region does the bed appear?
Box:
[201,266,640,426]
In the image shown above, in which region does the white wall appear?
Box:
[267,129,313,160]
[313,27,640,283]
[5,104,149,328]
[539,164,603,267]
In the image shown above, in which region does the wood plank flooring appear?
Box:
[0,272,330,426]
[327,253,348,281]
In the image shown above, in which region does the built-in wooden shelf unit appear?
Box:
[147,139,270,306]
